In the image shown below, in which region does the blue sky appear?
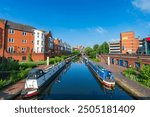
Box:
[0,0,150,47]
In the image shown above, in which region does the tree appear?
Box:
[72,50,80,55]
[93,44,99,51]
[99,42,109,54]
[97,45,102,54]
[28,54,32,62]
[89,51,96,58]
[84,47,93,55]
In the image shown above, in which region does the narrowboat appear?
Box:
[21,61,66,98]
[87,60,115,88]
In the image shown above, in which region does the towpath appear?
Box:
[98,62,150,99]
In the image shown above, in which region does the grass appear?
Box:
[123,66,150,89]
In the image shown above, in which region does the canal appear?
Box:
[38,58,133,100]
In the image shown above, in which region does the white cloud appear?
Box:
[132,0,150,12]
[95,27,107,34]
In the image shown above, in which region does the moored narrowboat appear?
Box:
[21,61,66,98]
[87,60,115,88]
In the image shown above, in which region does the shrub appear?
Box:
[49,58,55,64]
[123,67,136,76]
[140,65,150,80]
[28,54,32,62]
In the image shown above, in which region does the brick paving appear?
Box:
[98,62,150,99]
[0,79,25,100]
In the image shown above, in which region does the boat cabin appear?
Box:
[27,69,45,79]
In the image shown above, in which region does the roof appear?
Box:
[29,68,43,74]
[0,18,35,32]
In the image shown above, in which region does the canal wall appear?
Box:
[98,62,150,100]
[115,76,144,99]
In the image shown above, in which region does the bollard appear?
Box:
[47,57,49,66]
[108,56,110,65]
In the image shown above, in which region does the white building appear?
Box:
[33,29,45,53]
[109,41,121,54]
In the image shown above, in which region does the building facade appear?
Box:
[33,29,45,53]
[109,41,121,54]
[0,19,72,61]
[120,32,139,54]
[144,37,150,55]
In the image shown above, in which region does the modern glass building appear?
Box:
[145,37,150,55]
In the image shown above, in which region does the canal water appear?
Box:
[39,59,133,100]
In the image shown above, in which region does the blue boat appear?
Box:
[86,59,115,88]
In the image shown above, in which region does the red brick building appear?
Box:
[54,39,61,56]
[0,19,72,61]
[0,19,51,61]
[120,32,139,54]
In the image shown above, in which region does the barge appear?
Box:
[21,61,66,98]
[86,59,115,88]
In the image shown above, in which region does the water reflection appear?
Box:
[39,59,133,100]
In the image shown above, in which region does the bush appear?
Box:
[19,62,37,70]
[49,58,55,64]
[0,58,19,71]
[91,58,100,62]
[123,67,136,76]
[28,54,32,62]
[140,65,150,80]
[0,79,7,89]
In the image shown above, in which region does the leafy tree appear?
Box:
[89,51,96,58]
[100,42,109,54]
[93,44,99,51]
[72,50,80,55]
[84,47,93,55]
[28,54,32,62]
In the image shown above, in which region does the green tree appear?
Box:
[72,50,80,55]
[28,54,32,62]
[84,47,93,55]
[95,42,109,54]
[93,44,99,51]
[89,51,96,58]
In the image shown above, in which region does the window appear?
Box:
[22,47,26,52]
[9,29,14,34]
[32,41,34,44]
[37,32,39,38]
[8,38,14,43]
[22,56,26,61]
[7,47,14,53]
[37,47,39,53]
[32,32,34,36]
[41,41,44,45]
[41,33,44,38]
[22,31,26,36]
[22,40,27,43]
[41,47,44,52]
[49,43,53,49]
[37,40,39,45]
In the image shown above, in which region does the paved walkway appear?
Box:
[0,79,25,100]
[0,65,51,100]
[98,62,150,99]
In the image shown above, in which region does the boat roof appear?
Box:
[29,68,43,74]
